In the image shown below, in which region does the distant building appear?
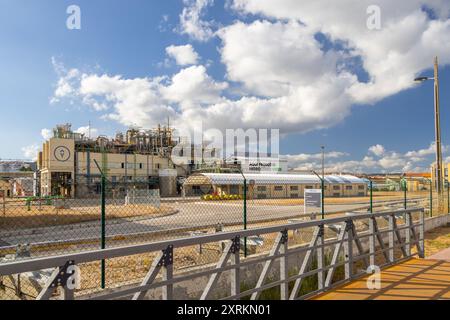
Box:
[183,173,367,198]
[12,177,34,197]
[0,180,12,198]
[37,124,194,198]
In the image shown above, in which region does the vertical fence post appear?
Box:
[388,215,395,264]
[369,180,373,213]
[430,180,433,217]
[243,178,247,258]
[447,180,450,214]
[2,191,5,216]
[403,178,407,210]
[369,217,376,266]
[419,209,425,258]
[316,225,325,290]
[343,221,353,280]
[101,174,106,289]
[405,212,412,257]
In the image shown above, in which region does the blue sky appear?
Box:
[1,0,450,173]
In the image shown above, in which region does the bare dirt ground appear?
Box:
[0,204,175,230]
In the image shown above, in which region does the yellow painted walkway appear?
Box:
[312,259,450,300]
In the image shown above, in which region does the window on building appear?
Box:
[333,193,340,197]
[358,185,365,190]
[274,186,283,191]
[257,194,267,199]
[305,186,313,189]
[156,164,160,169]
[230,185,239,194]
[333,185,340,190]
[139,163,143,169]
[290,186,299,191]
[346,186,353,190]
[257,186,267,192]
[121,163,125,169]
[290,193,299,198]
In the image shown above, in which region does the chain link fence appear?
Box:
[0,174,447,299]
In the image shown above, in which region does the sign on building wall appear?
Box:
[304,189,322,214]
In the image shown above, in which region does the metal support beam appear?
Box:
[132,246,173,300]
[36,260,75,300]
[251,230,287,300]
[201,237,240,300]
[316,225,325,291]
[289,226,322,300]
[323,222,347,289]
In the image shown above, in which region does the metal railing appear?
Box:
[0,208,425,300]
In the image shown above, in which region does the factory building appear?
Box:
[37,124,194,198]
[183,173,368,199]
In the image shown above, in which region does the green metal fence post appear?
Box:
[429,179,433,218]
[94,159,107,289]
[243,177,247,257]
[403,178,407,210]
[101,174,106,289]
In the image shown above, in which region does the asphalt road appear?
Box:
[0,201,371,247]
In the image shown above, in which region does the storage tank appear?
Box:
[159,169,178,197]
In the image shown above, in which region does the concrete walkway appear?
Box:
[312,258,450,300]
[428,247,450,261]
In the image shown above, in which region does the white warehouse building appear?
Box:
[183,173,368,199]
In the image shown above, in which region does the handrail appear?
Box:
[0,208,425,300]
[0,208,422,275]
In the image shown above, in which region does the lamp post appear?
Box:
[311,170,325,219]
[237,168,247,257]
[415,57,443,206]
[362,175,374,213]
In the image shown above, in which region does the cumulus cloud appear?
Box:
[21,144,40,161]
[166,44,200,66]
[178,0,215,41]
[51,2,450,142]
[231,0,450,106]
[369,144,385,157]
[41,128,53,140]
[288,142,446,173]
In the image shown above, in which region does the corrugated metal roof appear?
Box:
[198,173,365,185]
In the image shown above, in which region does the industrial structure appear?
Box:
[183,173,367,198]
[37,124,196,198]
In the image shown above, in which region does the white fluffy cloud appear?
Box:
[289,143,447,173]
[166,44,200,66]
[369,144,385,157]
[51,2,450,147]
[21,144,40,161]
[41,128,53,140]
[231,0,450,106]
[178,0,215,41]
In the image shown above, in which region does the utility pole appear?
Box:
[434,56,443,196]
[321,146,325,180]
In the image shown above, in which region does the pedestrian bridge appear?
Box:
[312,258,450,300]
[0,208,449,300]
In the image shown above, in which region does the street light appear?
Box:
[414,57,443,198]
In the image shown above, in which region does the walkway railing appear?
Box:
[0,208,424,300]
